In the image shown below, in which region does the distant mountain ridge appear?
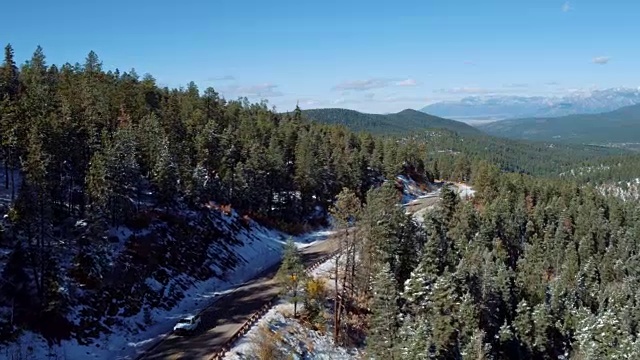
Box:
[422,88,640,121]
[301,108,482,136]
[477,103,640,145]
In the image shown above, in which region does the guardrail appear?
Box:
[208,252,337,360]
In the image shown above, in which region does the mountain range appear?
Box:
[421,88,640,123]
[301,108,481,136]
[477,103,640,146]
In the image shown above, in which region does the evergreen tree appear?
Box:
[0,44,20,196]
[276,238,305,317]
[399,315,435,359]
[368,263,399,359]
[462,329,493,360]
[152,135,178,207]
[441,186,459,227]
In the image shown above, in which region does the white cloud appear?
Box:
[332,98,349,105]
[297,98,321,107]
[562,1,572,12]
[333,78,393,91]
[434,85,536,95]
[503,83,529,88]
[379,95,429,103]
[206,75,235,81]
[435,87,493,95]
[333,77,418,91]
[396,78,419,87]
[593,56,611,65]
[228,83,284,97]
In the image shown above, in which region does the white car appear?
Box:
[173,315,201,334]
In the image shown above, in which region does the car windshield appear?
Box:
[178,318,191,324]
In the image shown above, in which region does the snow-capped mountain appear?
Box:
[422,88,640,123]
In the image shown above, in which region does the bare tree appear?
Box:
[329,188,361,344]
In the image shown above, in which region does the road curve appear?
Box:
[138,235,337,360]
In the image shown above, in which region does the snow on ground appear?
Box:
[0,169,21,207]
[2,210,333,360]
[406,182,475,224]
[310,256,338,279]
[295,230,336,250]
[222,302,359,360]
[412,206,432,224]
[224,303,360,360]
[223,254,358,360]
[453,183,476,199]
[396,175,432,204]
[598,178,640,201]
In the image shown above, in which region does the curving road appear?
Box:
[137,236,338,360]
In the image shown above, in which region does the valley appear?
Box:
[477,103,640,146]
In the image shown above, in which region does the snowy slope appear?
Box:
[597,178,640,201]
[223,303,359,360]
[453,183,476,199]
[223,255,359,360]
[2,209,330,360]
[396,175,433,204]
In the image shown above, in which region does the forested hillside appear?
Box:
[3,42,640,360]
[301,108,481,136]
[406,129,633,181]
[478,103,640,146]
[347,166,640,359]
[0,45,437,346]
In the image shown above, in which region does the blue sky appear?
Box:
[3,0,639,113]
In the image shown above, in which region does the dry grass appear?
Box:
[303,336,316,354]
[249,324,287,360]
[280,307,294,318]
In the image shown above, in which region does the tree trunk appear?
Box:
[10,160,15,200]
[4,157,9,190]
[293,286,298,317]
[333,242,341,345]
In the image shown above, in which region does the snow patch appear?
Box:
[223,303,359,360]
[396,175,433,204]
[452,183,476,199]
[3,208,332,360]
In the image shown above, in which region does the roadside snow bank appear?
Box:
[397,175,432,204]
[2,210,332,360]
[453,183,476,199]
[223,302,359,360]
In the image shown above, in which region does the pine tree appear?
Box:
[402,253,437,314]
[15,126,57,311]
[513,300,534,353]
[152,135,178,207]
[87,148,109,215]
[429,275,462,357]
[399,315,435,359]
[368,263,399,359]
[137,113,164,177]
[462,329,493,360]
[294,129,318,214]
[574,309,636,359]
[329,188,362,342]
[441,186,459,227]
[276,238,305,317]
[0,44,20,197]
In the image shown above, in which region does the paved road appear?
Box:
[139,236,338,360]
[404,194,441,214]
